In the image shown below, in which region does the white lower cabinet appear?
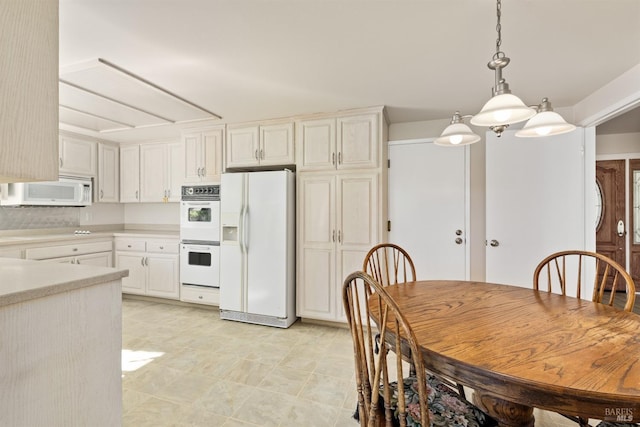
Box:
[297,171,380,322]
[25,240,113,266]
[115,237,179,299]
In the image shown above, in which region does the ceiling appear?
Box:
[59,0,640,143]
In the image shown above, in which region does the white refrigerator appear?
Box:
[219,170,296,328]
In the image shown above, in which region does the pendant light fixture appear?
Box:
[434,112,481,146]
[515,98,576,137]
[437,0,574,145]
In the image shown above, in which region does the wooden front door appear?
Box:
[596,160,626,288]
[630,159,640,285]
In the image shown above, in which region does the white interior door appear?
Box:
[485,128,590,289]
[388,140,469,280]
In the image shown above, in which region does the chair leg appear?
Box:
[457,383,466,400]
[578,416,590,427]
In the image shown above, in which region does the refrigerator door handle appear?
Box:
[243,206,250,251]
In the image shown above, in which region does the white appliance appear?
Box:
[219,170,296,328]
[179,185,221,303]
[180,185,220,243]
[0,176,92,206]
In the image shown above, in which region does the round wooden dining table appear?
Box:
[369,280,640,427]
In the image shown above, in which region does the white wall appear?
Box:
[79,203,124,226]
[596,132,640,155]
[124,203,179,226]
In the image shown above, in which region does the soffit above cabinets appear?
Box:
[59,58,221,133]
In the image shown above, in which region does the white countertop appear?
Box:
[0,229,179,247]
[0,257,128,307]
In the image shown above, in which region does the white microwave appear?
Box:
[0,176,92,207]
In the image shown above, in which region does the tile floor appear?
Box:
[121,298,582,426]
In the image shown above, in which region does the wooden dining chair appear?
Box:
[533,250,637,427]
[533,250,636,312]
[363,243,416,286]
[363,242,467,399]
[342,270,497,427]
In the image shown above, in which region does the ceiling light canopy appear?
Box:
[437,0,575,146]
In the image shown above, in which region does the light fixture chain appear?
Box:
[495,0,502,54]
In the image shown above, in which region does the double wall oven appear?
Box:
[180,185,220,304]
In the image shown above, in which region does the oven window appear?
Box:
[188,251,212,267]
[188,207,211,222]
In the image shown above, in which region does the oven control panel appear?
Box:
[181,185,220,200]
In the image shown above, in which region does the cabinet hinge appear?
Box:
[387,159,390,168]
[387,220,391,232]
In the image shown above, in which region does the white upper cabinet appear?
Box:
[226,121,294,169]
[183,127,223,183]
[297,113,378,171]
[121,141,183,203]
[139,142,183,203]
[120,145,140,203]
[59,135,97,177]
[0,0,58,183]
[97,143,119,203]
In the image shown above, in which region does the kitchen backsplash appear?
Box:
[0,206,79,230]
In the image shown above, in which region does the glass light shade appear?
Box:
[515,111,577,137]
[434,123,481,147]
[470,93,536,127]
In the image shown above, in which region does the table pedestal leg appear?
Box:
[473,391,535,427]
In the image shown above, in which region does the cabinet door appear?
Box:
[120,145,140,203]
[226,126,259,168]
[296,118,336,171]
[76,252,112,267]
[98,143,119,203]
[334,173,379,320]
[297,174,336,320]
[139,143,168,202]
[168,141,184,202]
[0,247,22,258]
[336,114,378,169]
[260,122,294,166]
[183,132,203,183]
[59,136,97,177]
[116,252,146,294]
[146,254,179,299]
[202,128,223,181]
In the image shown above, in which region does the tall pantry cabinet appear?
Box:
[296,108,388,322]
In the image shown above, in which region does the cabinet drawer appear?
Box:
[25,241,112,260]
[146,240,178,254]
[114,239,146,252]
[180,285,219,306]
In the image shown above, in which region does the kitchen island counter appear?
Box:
[0,257,128,306]
[0,257,127,426]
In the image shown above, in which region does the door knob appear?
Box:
[617,220,625,237]
[455,237,463,245]
[455,229,463,236]
[489,239,499,247]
